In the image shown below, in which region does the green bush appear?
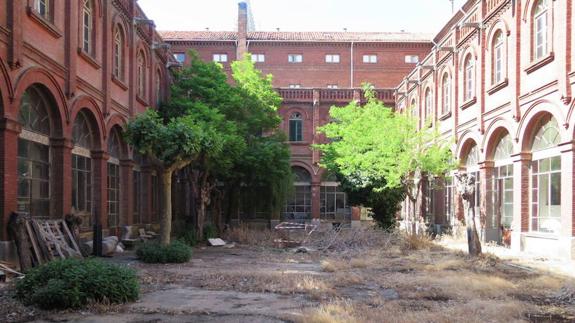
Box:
[203,224,217,241]
[15,258,139,309]
[136,240,192,264]
[177,229,197,246]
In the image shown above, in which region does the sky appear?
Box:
[138,0,467,34]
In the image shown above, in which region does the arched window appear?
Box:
[533,0,549,60]
[530,115,560,234]
[442,73,451,115]
[18,87,52,217]
[137,51,146,98]
[155,70,162,106]
[113,26,124,80]
[82,0,94,55]
[284,166,312,221]
[410,98,418,119]
[463,143,481,217]
[424,88,433,120]
[493,133,514,230]
[289,112,303,142]
[107,128,122,228]
[492,30,504,84]
[72,111,94,229]
[464,54,475,101]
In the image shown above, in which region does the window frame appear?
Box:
[251,54,265,63]
[492,31,505,85]
[325,54,340,63]
[464,54,475,101]
[137,50,146,99]
[34,0,52,21]
[441,73,451,115]
[362,54,377,64]
[113,26,124,80]
[212,53,228,63]
[289,112,303,142]
[82,0,94,55]
[288,54,303,63]
[533,0,550,61]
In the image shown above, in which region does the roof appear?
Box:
[160,31,433,43]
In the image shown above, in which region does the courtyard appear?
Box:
[2,228,574,323]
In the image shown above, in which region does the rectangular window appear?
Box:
[494,44,503,84]
[107,163,120,228]
[327,84,338,89]
[444,176,454,225]
[17,139,50,218]
[531,156,561,234]
[535,13,548,60]
[34,0,50,20]
[251,54,265,63]
[288,84,301,89]
[493,165,513,229]
[133,170,142,224]
[284,185,311,221]
[363,55,377,63]
[72,154,92,230]
[82,7,92,54]
[405,55,419,63]
[289,119,303,142]
[174,53,186,63]
[288,54,303,63]
[320,185,349,220]
[325,54,340,63]
[213,53,228,63]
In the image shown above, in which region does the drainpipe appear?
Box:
[350,41,354,88]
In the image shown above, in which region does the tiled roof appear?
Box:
[160,31,432,43]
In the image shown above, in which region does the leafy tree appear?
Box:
[316,87,453,233]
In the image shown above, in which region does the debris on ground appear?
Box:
[208,238,226,246]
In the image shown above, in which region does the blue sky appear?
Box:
[138,0,467,33]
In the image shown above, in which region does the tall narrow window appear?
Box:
[34,0,50,20]
[492,31,504,84]
[72,111,94,230]
[534,0,549,60]
[82,0,93,54]
[18,87,52,218]
[425,88,433,120]
[289,112,303,142]
[137,51,146,98]
[155,70,162,106]
[492,133,514,231]
[284,167,312,221]
[107,129,122,228]
[464,55,475,101]
[530,116,561,234]
[113,27,124,80]
[442,74,451,115]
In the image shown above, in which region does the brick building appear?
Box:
[396,0,575,259]
[0,0,172,257]
[162,2,433,224]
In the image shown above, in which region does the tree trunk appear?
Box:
[212,189,223,235]
[467,207,482,256]
[160,170,173,246]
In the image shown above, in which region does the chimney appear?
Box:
[237,2,248,59]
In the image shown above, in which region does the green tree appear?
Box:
[316,87,453,233]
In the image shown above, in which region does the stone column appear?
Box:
[559,142,575,259]
[480,161,497,242]
[120,159,134,226]
[50,138,73,219]
[91,151,109,232]
[0,118,21,240]
[511,152,531,253]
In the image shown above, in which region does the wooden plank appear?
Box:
[25,220,45,265]
[60,220,82,258]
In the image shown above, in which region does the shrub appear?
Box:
[203,224,217,241]
[178,230,197,246]
[136,240,192,264]
[15,258,139,309]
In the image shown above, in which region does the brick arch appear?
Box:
[522,0,550,22]
[290,161,317,179]
[458,45,479,70]
[456,131,481,166]
[13,67,69,136]
[106,114,129,159]
[482,119,516,161]
[136,41,151,67]
[0,57,13,114]
[517,100,567,152]
[69,95,106,150]
[485,19,511,46]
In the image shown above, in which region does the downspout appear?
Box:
[350,41,354,88]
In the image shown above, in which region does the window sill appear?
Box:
[26,6,62,38]
[439,111,452,121]
[523,232,559,240]
[525,52,555,74]
[112,75,128,91]
[460,97,477,110]
[487,78,509,95]
[288,141,309,145]
[78,48,101,69]
[136,95,149,106]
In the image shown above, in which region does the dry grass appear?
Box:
[300,301,358,323]
[399,232,436,253]
[222,224,282,247]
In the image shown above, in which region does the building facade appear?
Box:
[396,0,575,259]
[0,0,172,257]
[162,2,433,223]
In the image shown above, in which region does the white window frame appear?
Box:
[288,54,303,63]
[213,53,228,63]
[174,53,186,63]
[251,54,265,63]
[442,74,451,115]
[405,55,419,63]
[82,0,93,54]
[363,55,377,63]
[534,0,549,61]
[288,84,301,89]
[493,32,504,84]
[325,54,340,63]
[464,56,475,101]
[327,84,338,89]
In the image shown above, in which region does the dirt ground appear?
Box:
[1,228,575,323]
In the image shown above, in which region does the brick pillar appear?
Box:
[91,151,109,230]
[511,152,531,252]
[480,161,496,242]
[311,182,320,220]
[236,2,248,59]
[0,118,21,240]
[140,166,153,224]
[50,138,73,219]
[120,160,134,226]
